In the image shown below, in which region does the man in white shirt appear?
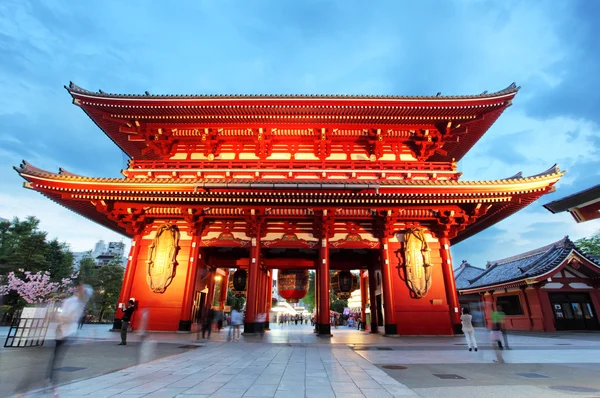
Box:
[48,285,93,385]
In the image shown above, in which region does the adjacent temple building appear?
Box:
[15,82,563,335]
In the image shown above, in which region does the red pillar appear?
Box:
[114,234,142,330]
[219,268,229,309]
[360,271,367,331]
[244,232,261,333]
[179,235,200,331]
[314,268,319,334]
[266,270,273,328]
[318,238,331,336]
[380,236,398,335]
[368,265,379,333]
[440,237,461,333]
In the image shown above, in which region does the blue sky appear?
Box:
[0,0,598,266]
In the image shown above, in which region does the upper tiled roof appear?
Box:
[460,237,576,291]
[454,261,485,289]
[67,82,520,101]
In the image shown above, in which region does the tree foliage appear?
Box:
[575,232,600,256]
[93,260,124,321]
[226,290,245,311]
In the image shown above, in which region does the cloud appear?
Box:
[0,0,598,268]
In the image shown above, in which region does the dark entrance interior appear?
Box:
[549,292,598,331]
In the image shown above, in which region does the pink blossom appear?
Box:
[0,270,77,303]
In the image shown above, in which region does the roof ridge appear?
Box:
[488,236,572,266]
[66,81,521,101]
[15,161,563,186]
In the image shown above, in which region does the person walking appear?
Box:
[228,307,243,341]
[460,308,478,352]
[119,299,136,345]
[491,305,509,349]
[48,285,93,387]
[201,307,215,339]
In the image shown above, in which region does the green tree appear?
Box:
[0,217,48,276]
[45,239,74,281]
[226,290,245,310]
[575,232,600,256]
[77,253,99,287]
[94,260,124,322]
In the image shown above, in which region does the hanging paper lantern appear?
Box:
[278,269,309,303]
[331,271,358,299]
[229,269,247,298]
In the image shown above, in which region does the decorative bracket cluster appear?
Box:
[409,128,446,161]
[253,128,273,160]
[432,203,491,239]
[201,128,221,160]
[244,209,267,238]
[313,128,331,160]
[106,207,149,235]
[367,129,385,160]
[313,209,335,240]
[183,208,208,237]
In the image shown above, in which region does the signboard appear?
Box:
[343,307,350,315]
[4,305,52,348]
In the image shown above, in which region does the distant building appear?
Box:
[73,240,127,269]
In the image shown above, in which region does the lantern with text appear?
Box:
[331,271,358,299]
[229,269,248,298]
[277,269,309,303]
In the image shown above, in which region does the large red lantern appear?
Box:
[331,271,358,299]
[229,269,247,298]
[278,269,309,303]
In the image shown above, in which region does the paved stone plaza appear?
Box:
[2,325,600,397]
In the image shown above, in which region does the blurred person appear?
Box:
[201,306,215,339]
[137,309,155,364]
[78,311,86,329]
[461,308,478,352]
[256,312,266,335]
[48,285,93,387]
[119,299,136,345]
[491,305,509,349]
[228,306,242,341]
[216,310,223,332]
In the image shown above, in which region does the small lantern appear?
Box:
[331,271,358,299]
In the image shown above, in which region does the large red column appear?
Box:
[440,237,461,333]
[360,271,367,331]
[380,237,398,335]
[368,264,379,333]
[317,238,331,336]
[113,234,142,330]
[244,230,261,333]
[266,270,273,329]
[179,235,201,331]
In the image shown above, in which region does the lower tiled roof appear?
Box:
[459,237,577,290]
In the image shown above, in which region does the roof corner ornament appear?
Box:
[396,228,433,298]
[146,223,180,294]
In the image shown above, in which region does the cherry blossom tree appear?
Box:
[0,269,77,304]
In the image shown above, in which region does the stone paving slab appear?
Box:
[17,343,417,398]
